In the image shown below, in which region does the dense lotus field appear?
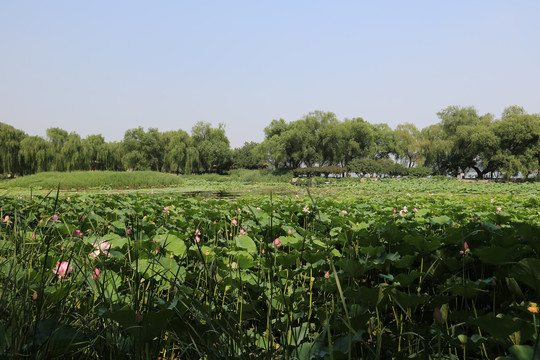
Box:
[1,186,539,359]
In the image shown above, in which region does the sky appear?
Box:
[1,1,539,148]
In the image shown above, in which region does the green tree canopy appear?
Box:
[122,127,163,171]
[393,123,422,168]
[46,127,68,171]
[19,135,50,174]
[82,134,109,171]
[191,122,232,173]
[493,107,540,178]
[162,129,191,173]
[0,122,27,176]
[232,142,265,170]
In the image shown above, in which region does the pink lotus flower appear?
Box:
[459,242,471,256]
[195,228,201,236]
[231,219,237,226]
[72,229,83,237]
[195,236,200,243]
[50,214,61,223]
[53,261,73,279]
[2,215,10,224]
[31,233,36,240]
[288,229,292,235]
[496,207,502,212]
[324,271,330,279]
[89,240,112,257]
[413,208,418,213]
[163,206,170,214]
[295,194,299,199]
[341,210,348,215]
[256,207,261,210]
[239,229,246,235]
[92,268,100,279]
[274,238,281,247]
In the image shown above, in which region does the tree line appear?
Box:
[1,105,539,179]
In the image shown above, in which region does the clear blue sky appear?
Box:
[1,1,539,148]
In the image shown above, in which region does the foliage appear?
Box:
[393,123,423,167]
[406,166,434,177]
[2,105,540,178]
[494,109,540,179]
[231,142,266,170]
[348,158,408,177]
[161,129,191,174]
[191,122,232,173]
[0,171,184,190]
[0,122,26,176]
[293,166,348,178]
[0,180,538,359]
[122,127,162,171]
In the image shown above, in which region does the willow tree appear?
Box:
[434,106,495,176]
[122,127,163,171]
[46,127,69,171]
[19,135,50,174]
[162,129,191,173]
[82,134,109,171]
[61,132,84,171]
[0,122,26,176]
[184,146,199,175]
[493,107,540,178]
[191,122,232,173]
[393,123,423,168]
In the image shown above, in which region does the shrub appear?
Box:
[292,166,347,178]
[407,166,434,177]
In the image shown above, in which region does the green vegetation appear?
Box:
[2,105,539,180]
[2,171,539,200]
[0,179,539,359]
[0,171,184,190]
[0,170,296,195]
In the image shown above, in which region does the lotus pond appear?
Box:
[0,182,539,359]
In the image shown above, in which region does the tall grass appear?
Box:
[0,170,297,193]
[0,171,184,190]
[0,191,255,359]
